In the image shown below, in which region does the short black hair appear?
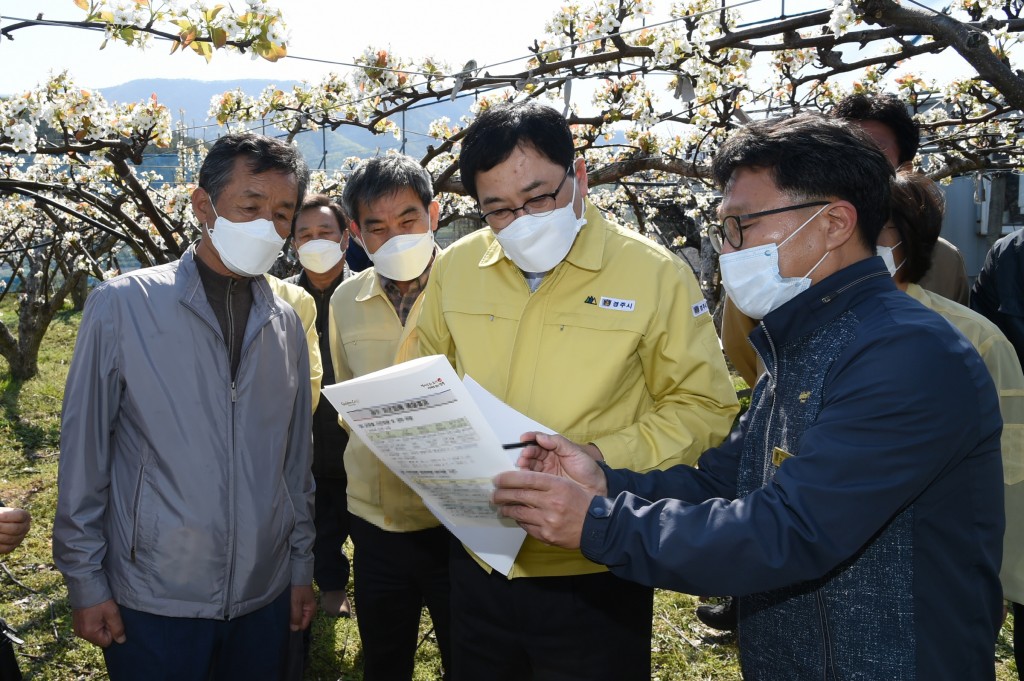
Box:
[832,93,920,166]
[198,132,310,209]
[712,113,894,250]
[294,193,348,237]
[887,170,945,284]
[341,154,433,225]
[459,101,575,200]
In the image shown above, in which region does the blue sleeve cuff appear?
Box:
[580,495,615,564]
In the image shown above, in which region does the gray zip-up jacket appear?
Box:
[53,246,315,620]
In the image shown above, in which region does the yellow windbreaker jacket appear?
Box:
[415,201,739,578]
[327,267,439,532]
[266,274,322,412]
[907,282,1024,601]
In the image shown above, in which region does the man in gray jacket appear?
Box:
[53,133,316,680]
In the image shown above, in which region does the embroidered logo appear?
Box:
[691,300,709,317]
[584,296,598,305]
[599,297,636,311]
[798,391,811,403]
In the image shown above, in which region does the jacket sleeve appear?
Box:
[975,331,1024,486]
[602,408,749,504]
[590,262,739,470]
[52,285,121,609]
[285,319,315,586]
[327,290,353,435]
[971,242,1004,328]
[581,323,1001,597]
[980,329,1024,603]
[266,277,322,412]
[302,298,323,414]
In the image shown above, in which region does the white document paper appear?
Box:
[321,355,555,575]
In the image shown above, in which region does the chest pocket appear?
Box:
[530,309,648,425]
[553,308,648,334]
[443,296,522,324]
[442,296,522,349]
[340,327,400,379]
[546,309,647,358]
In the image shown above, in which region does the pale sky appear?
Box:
[0,0,634,92]
[0,0,978,102]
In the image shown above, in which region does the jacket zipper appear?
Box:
[224,278,238,620]
[129,462,146,562]
[760,320,780,484]
[758,268,885,482]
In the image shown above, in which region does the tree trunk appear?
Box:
[70,275,90,311]
[5,351,38,382]
[984,174,1008,254]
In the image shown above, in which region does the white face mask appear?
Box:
[877,241,904,277]
[365,229,435,282]
[297,238,345,274]
[494,175,587,273]
[719,203,830,319]
[207,201,285,277]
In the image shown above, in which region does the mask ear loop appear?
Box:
[890,241,905,276]
[207,195,220,232]
[803,248,830,279]
[777,202,831,250]
[777,202,832,279]
[569,164,589,227]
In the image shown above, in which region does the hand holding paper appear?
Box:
[321,355,558,575]
[492,432,611,549]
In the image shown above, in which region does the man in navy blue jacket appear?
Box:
[493,113,1005,681]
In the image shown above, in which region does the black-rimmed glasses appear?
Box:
[478,167,573,228]
[710,201,830,253]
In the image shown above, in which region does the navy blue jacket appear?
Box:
[972,227,1024,366]
[581,257,1004,680]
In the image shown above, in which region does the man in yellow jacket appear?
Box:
[327,155,450,681]
[414,101,738,681]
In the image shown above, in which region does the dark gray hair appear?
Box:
[341,155,433,225]
[712,113,893,249]
[199,132,310,209]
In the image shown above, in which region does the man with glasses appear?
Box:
[703,90,977,635]
[414,100,738,681]
[719,91,969,389]
[492,113,1005,680]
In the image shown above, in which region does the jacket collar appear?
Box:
[477,199,607,272]
[756,255,895,350]
[295,268,345,299]
[179,242,282,338]
[353,247,439,304]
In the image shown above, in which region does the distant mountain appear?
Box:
[100,78,280,130]
[99,78,473,166]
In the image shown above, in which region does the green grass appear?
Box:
[0,302,1016,679]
